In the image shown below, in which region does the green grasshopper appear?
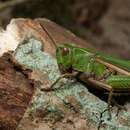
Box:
[40,23,130,118]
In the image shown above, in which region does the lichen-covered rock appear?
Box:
[15,38,130,130]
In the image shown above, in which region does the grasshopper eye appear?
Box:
[62,47,70,56]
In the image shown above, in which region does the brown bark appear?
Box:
[6,18,92,56]
[0,53,34,130]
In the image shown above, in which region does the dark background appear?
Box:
[0,0,130,58]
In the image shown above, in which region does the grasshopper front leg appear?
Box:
[41,72,79,91]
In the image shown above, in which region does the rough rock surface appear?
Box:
[15,38,130,130]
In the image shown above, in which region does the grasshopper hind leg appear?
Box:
[107,89,113,119]
[100,89,113,119]
[98,89,113,130]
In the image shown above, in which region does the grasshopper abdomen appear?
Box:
[106,75,130,88]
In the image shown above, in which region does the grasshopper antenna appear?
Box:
[39,23,57,49]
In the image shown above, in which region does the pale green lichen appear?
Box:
[15,38,60,82]
[14,38,130,130]
[29,89,47,114]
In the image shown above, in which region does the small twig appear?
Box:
[0,0,27,11]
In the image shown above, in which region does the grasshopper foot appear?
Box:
[112,99,127,116]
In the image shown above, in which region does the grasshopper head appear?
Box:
[56,44,73,70]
